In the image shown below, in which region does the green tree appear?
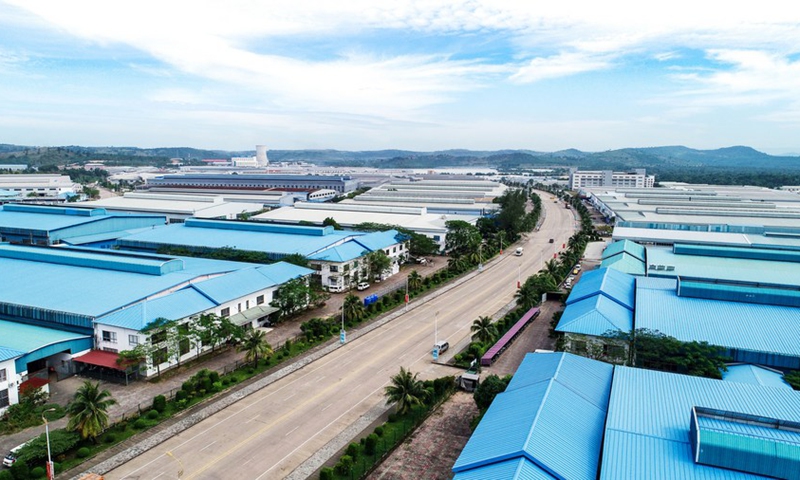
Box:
[471,316,498,344]
[367,250,392,281]
[785,371,800,390]
[281,253,309,268]
[322,217,342,229]
[271,278,312,319]
[384,367,428,415]
[238,329,273,367]
[17,430,81,465]
[196,313,242,352]
[473,374,511,411]
[66,381,117,442]
[407,270,423,291]
[342,293,367,325]
[515,282,539,310]
[445,220,481,257]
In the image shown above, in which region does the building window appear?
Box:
[151,347,168,365]
[178,324,191,356]
[103,347,119,353]
[129,335,139,346]
[238,303,242,313]
[256,295,264,305]
[246,300,250,309]
[0,368,6,383]
[330,265,338,273]
[0,389,8,408]
[150,330,167,345]
[221,307,230,317]
[102,331,117,344]
[392,246,397,253]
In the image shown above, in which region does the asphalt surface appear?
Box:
[100,193,576,480]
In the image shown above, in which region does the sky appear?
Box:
[1,1,800,154]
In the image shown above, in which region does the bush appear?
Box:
[147,409,160,419]
[364,433,379,455]
[175,399,188,411]
[175,389,188,402]
[30,466,45,479]
[208,371,220,383]
[53,462,62,474]
[335,455,354,475]
[10,459,30,479]
[104,432,117,444]
[0,470,12,480]
[77,447,91,458]
[319,467,334,480]
[134,419,147,429]
[387,413,398,423]
[374,425,384,437]
[222,377,231,386]
[229,377,238,384]
[153,394,167,413]
[181,380,194,393]
[212,381,223,392]
[345,442,360,460]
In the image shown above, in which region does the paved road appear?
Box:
[105,193,575,480]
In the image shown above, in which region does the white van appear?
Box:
[514,247,523,256]
[433,340,449,354]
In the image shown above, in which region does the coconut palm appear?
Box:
[238,329,273,367]
[544,259,560,278]
[384,367,428,414]
[515,282,539,309]
[66,381,117,442]
[342,293,367,324]
[471,316,498,344]
[407,270,423,292]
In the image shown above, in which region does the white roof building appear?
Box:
[78,192,265,222]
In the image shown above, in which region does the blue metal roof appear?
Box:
[308,240,369,262]
[190,263,312,305]
[0,245,266,320]
[722,364,792,390]
[601,365,800,479]
[566,267,635,310]
[0,319,92,370]
[453,458,556,480]
[635,277,800,359]
[95,288,217,331]
[453,353,613,480]
[353,230,403,251]
[556,295,634,336]
[602,239,646,262]
[600,252,646,276]
[118,221,365,257]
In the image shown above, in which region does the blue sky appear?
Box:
[1,1,799,154]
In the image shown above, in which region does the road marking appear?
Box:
[321,403,333,411]
[151,472,165,480]
[285,426,300,437]
[199,440,217,452]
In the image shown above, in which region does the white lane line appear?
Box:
[151,472,165,480]
[321,403,333,412]
[285,426,300,437]
[199,440,217,452]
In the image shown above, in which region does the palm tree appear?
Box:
[66,381,117,442]
[342,293,367,324]
[515,282,539,309]
[544,259,560,278]
[384,367,428,415]
[471,316,498,344]
[407,270,423,292]
[238,329,273,367]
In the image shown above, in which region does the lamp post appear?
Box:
[517,264,521,289]
[165,451,184,478]
[432,310,440,360]
[42,407,56,480]
[340,304,346,344]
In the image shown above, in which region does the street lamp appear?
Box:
[165,451,184,478]
[340,304,346,344]
[42,407,56,480]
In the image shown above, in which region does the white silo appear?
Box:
[256,145,269,166]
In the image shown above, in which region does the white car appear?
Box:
[357,282,370,291]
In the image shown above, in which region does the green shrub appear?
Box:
[364,433,379,455]
[53,462,62,474]
[335,455,354,475]
[345,442,360,460]
[212,381,223,392]
[175,389,188,402]
[153,394,167,413]
[104,432,117,444]
[319,467,334,480]
[134,419,147,429]
[208,371,220,383]
[0,469,12,480]
[222,377,231,385]
[387,413,398,423]
[30,466,45,479]
[77,447,91,458]
[374,425,384,437]
[247,368,254,374]
[10,459,30,479]
[147,409,160,420]
[229,377,238,384]
[201,377,213,392]
[175,399,188,410]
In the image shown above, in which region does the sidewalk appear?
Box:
[0,259,448,455]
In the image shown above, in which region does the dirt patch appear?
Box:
[368,392,477,480]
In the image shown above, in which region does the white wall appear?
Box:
[0,358,19,416]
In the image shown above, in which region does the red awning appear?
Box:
[19,376,49,394]
[74,350,125,370]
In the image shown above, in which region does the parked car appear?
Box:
[434,340,450,354]
[357,281,370,291]
[3,441,31,468]
[326,284,344,293]
[549,238,555,243]
[416,257,428,265]
[514,247,524,256]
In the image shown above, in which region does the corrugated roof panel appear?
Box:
[255,262,314,286]
[722,364,792,390]
[602,240,646,262]
[354,230,403,251]
[95,288,217,331]
[308,241,369,262]
[601,253,646,276]
[674,243,800,264]
[556,295,633,336]
[601,366,800,479]
[635,283,800,358]
[566,267,636,310]
[0,319,89,361]
[453,458,556,480]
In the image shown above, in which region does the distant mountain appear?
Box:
[0,143,798,171]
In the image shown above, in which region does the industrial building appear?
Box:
[143,173,360,194]
[116,219,408,292]
[0,203,166,246]
[0,243,312,398]
[253,202,478,252]
[454,352,800,479]
[78,192,266,223]
[0,174,78,201]
[584,184,800,234]
[556,264,800,369]
[569,168,654,190]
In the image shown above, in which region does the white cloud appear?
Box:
[510,52,613,83]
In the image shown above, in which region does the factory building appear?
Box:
[569,168,655,190]
[454,352,800,479]
[144,173,360,194]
